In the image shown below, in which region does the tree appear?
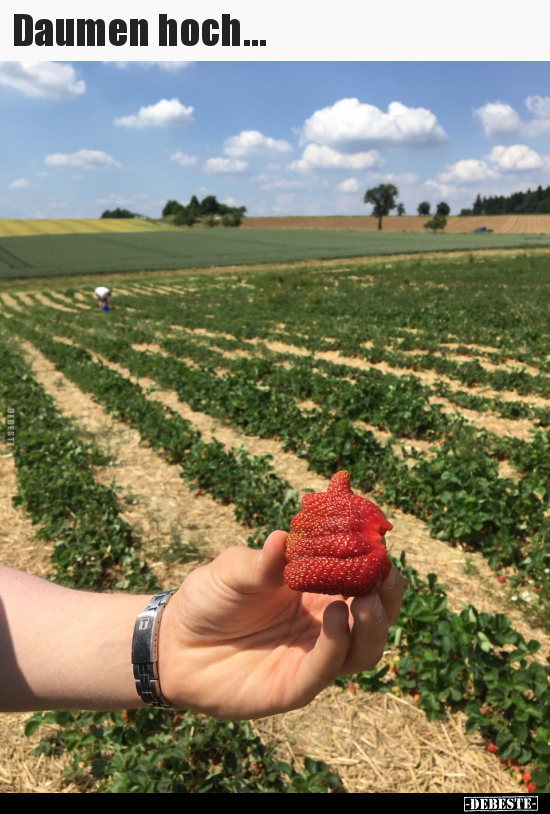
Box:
[100,207,139,219]
[200,195,222,216]
[222,213,243,227]
[424,214,447,233]
[162,200,184,218]
[417,201,431,216]
[162,195,247,223]
[472,194,484,215]
[436,201,450,216]
[397,203,406,216]
[187,195,201,216]
[363,184,398,230]
[174,209,196,227]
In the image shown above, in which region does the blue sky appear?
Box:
[3,61,550,219]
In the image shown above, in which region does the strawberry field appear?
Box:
[1,248,549,793]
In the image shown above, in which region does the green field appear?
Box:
[2,228,550,279]
[1,250,550,792]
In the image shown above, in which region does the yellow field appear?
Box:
[0,219,172,238]
[244,214,550,233]
[4,214,550,239]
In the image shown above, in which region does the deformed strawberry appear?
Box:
[283,470,393,596]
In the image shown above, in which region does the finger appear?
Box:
[212,530,288,594]
[297,600,350,699]
[341,591,389,675]
[377,564,405,627]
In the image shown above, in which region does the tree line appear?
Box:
[162,195,246,227]
[100,195,246,227]
[460,186,550,216]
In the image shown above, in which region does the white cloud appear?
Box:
[366,171,419,185]
[475,97,550,138]
[438,159,498,185]
[300,98,448,150]
[253,174,305,190]
[337,178,359,193]
[45,150,121,170]
[224,130,292,157]
[204,157,248,173]
[115,98,194,129]
[106,61,192,72]
[487,144,545,171]
[9,178,30,189]
[170,151,198,167]
[221,196,243,208]
[525,95,550,119]
[36,171,48,178]
[0,61,85,99]
[152,62,192,72]
[474,102,521,137]
[424,179,459,199]
[289,144,383,172]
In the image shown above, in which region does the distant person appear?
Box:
[95,285,113,310]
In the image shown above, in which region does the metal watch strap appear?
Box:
[132,590,177,708]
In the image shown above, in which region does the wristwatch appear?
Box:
[132,590,177,708]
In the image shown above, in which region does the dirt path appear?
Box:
[32,294,78,313]
[13,292,35,307]
[0,453,51,581]
[0,293,23,312]
[176,327,540,442]
[75,343,550,650]
[48,292,90,311]
[256,686,520,794]
[20,341,250,589]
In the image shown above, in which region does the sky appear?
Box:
[3,61,550,219]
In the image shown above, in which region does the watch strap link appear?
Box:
[132,590,177,708]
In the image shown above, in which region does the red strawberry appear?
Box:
[527,783,536,793]
[497,575,506,584]
[283,470,392,596]
[486,742,498,754]
[523,771,531,784]
[480,706,489,714]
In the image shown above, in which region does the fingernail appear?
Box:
[384,566,400,589]
[368,592,384,624]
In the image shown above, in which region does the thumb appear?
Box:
[212,530,288,594]
[297,601,351,700]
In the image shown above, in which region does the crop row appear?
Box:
[20,288,550,428]
[38,317,550,613]
[0,341,156,592]
[9,330,550,791]
[0,335,338,793]
[65,293,550,427]
[87,272,550,399]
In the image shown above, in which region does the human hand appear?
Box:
[158,530,404,719]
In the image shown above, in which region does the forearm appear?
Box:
[0,565,152,712]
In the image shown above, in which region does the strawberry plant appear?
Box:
[26,709,342,793]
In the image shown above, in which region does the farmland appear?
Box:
[3,227,550,279]
[0,218,173,238]
[244,214,550,233]
[1,249,550,793]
